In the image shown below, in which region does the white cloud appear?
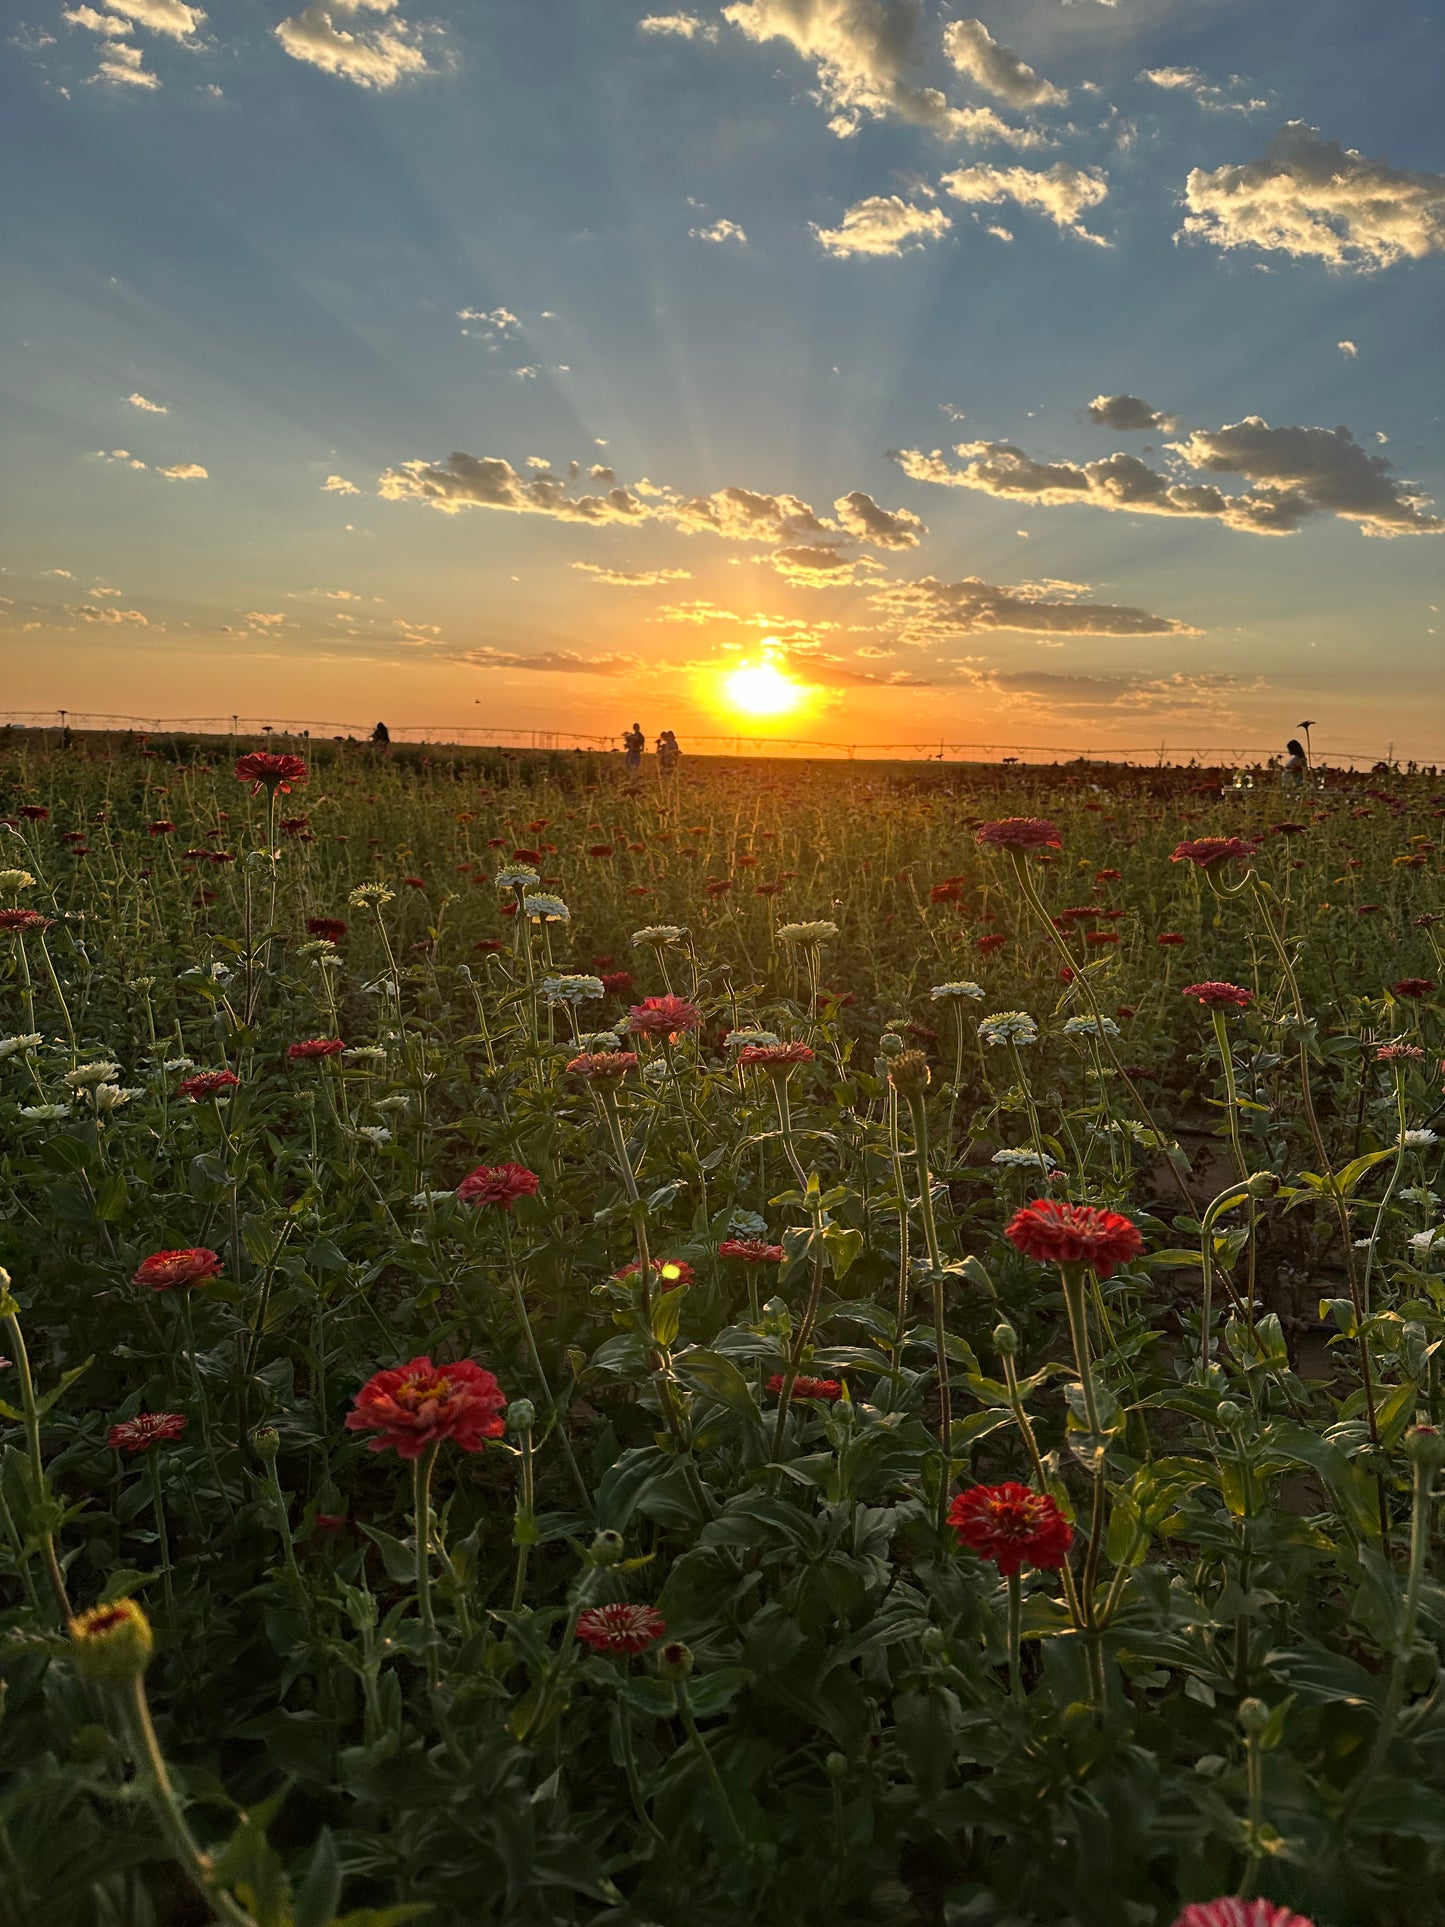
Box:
[321,474,360,494]
[275,0,428,90]
[1182,122,1445,269]
[943,18,1064,108]
[127,391,168,412]
[1139,65,1267,114]
[514,365,540,380]
[64,6,130,36]
[639,12,719,40]
[1086,393,1165,430]
[458,306,520,341]
[572,563,693,586]
[722,0,1042,143]
[892,416,1444,539]
[871,573,1198,639]
[770,544,884,586]
[942,161,1109,244]
[832,489,925,548]
[158,461,207,479]
[813,194,950,257]
[454,647,642,675]
[1338,339,1357,358]
[960,668,1255,720]
[76,604,149,624]
[91,40,158,86]
[101,0,203,38]
[690,217,747,244]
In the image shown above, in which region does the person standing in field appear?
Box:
[657,729,680,776]
[1282,737,1307,788]
[624,722,645,771]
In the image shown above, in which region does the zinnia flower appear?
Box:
[1392,978,1435,1000]
[1156,932,1186,946]
[1004,1199,1143,1278]
[948,1482,1074,1577]
[566,1050,639,1084]
[574,1603,666,1654]
[287,1038,346,1061]
[132,1247,223,1292]
[615,1258,694,1290]
[1376,1043,1425,1062]
[306,917,348,942]
[148,820,176,836]
[1170,1904,1315,1927]
[767,1373,841,1402]
[0,909,51,934]
[719,1238,785,1264]
[345,1356,507,1459]
[177,1070,240,1101]
[1170,837,1257,868]
[108,1412,188,1453]
[974,817,1063,851]
[737,1041,814,1069]
[1181,982,1255,1010]
[456,1162,540,1209]
[628,995,702,1039]
[234,751,308,795]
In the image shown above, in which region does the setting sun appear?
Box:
[722,655,807,718]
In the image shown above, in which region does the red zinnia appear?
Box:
[574,1603,666,1654]
[177,1070,241,1101]
[1181,982,1255,1010]
[456,1163,540,1209]
[287,1038,346,1061]
[705,878,733,897]
[345,1356,507,1459]
[949,1482,1073,1577]
[930,881,964,904]
[1170,1904,1315,1927]
[628,995,702,1040]
[1170,837,1256,868]
[767,1373,841,1402]
[566,1050,639,1083]
[306,917,348,941]
[234,752,308,795]
[1392,978,1435,1000]
[108,1412,188,1453]
[977,933,1007,954]
[719,1239,785,1264]
[587,844,614,858]
[148,820,176,836]
[473,937,504,953]
[974,817,1062,852]
[615,1258,695,1290]
[1156,932,1186,946]
[18,805,49,821]
[737,1042,814,1069]
[601,971,634,996]
[1004,1200,1143,1278]
[132,1248,223,1292]
[0,909,51,934]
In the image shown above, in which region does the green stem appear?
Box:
[907,1091,954,1532]
[1,1300,71,1622]
[147,1452,175,1621]
[413,1442,441,1690]
[125,1677,258,1927]
[1006,1569,1024,1702]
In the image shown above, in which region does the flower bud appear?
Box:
[1245,1170,1281,1199]
[506,1400,537,1434]
[888,1049,931,1100]
[588,1528,626,1567]
[1214,1400,1245,1431]
[920,1625,947,1657]
[1237,1696,1270,1737]
[69,1599,154,1684]
[656,1638,694,1681]
[992,1320,1019,1359]
[1404,1425,1445,1471]
[250,1425,280,1460]
[824,1751,849,1782]
[877,1033,905,1058]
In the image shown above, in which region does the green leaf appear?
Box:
[676,1348,758,1418]
[293,1829,342,1927]
[1335,1148,1395,1197]
[822,1225,864,1280]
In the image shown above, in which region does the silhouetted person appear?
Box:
[657,729,680,776]
[1283,737,1307,788]
[624,722,645,771]
[372,721,390,745]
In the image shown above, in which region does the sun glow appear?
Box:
[722,654,806,718]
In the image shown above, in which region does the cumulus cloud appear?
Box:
[814,194,950,257]
[572,563,693,586]
[870,573,1198,640]
[962,668,1256,720]
[1338,339,1357,358]
[322,474,360,494]
[639,11,719,39]
[379,454,657,525]
[458,306,520,341]
[943,18,1064,108]
[64,7,131,35]
[275,0,428,89]
[942,162,1109,243]
[158,462,208,479]
[1139,65,1267,114]
[832,489,925,547]
[127,392,168,412]
[454,647,642,675]
[721,0,1042,144]
[91,39,158,85]
[76,604,149,624]
[892,417,1444,538]
[690,217,747,243]
[1085,393,1165,430]
[769,544,885,586]
[1181,122,1445,269]
[100,0,203,37]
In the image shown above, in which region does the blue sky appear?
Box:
[2,0,1442,760]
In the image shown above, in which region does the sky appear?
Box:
[2,0,1443,762]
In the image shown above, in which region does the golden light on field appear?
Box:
[721,654,807,718]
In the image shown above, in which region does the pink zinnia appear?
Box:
[574,1603,666,1655]
[456,1163,540,1209]
[177,1070,241,1101]
[345,1356,507,1459]
[719,1239,785,1264]
[1181,982,1255,1010]
[628,995,702,1040]
[287,1038,346,1061]
[1170,837,1257,869]
[974,817,1062,852]
[1170,1904,1315,1927]
[737,1042,814,1070]
[615,1257,694,1290]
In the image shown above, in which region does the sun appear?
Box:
[722,655,806,718]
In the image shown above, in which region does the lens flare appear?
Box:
[723,657,805,718]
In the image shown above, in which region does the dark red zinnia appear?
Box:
[1392,978,1435,1000]
[615,1258,695,1290]
[1004,1200,1143,1278]
[1170,837,1257,868]
[767,1373,841,1402]
[234,751,308,795]
[177,1070,241,1101]
[108,1412,188,1453]
[345,1356,507,1459]
[719,1239,785,1264]
[287,1037,346,1060]
[0,909,51,934]
[974,817,1062,852]
[455,1163,540,1209]
[1156,932,1186,946]
[1181,981,1255,1010]
[949,1482,1073,1577]
[306,917,348,942]
[574,1603,666,1654]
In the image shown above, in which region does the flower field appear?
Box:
[2,735,1444,1927]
